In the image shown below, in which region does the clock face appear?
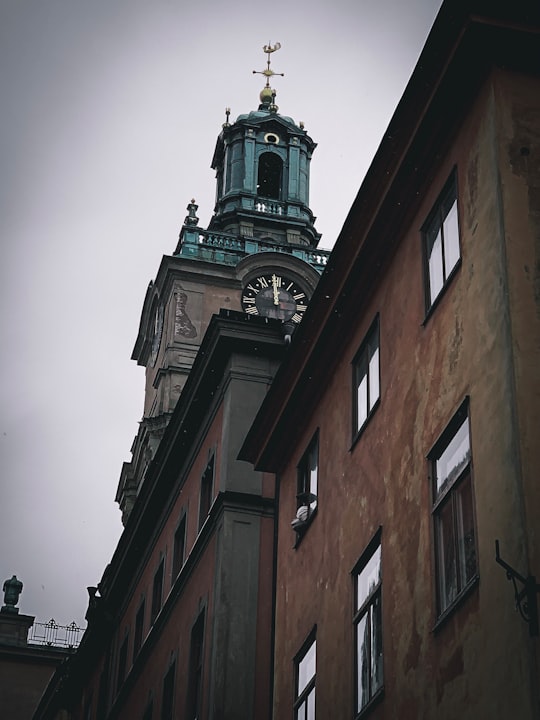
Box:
[150,305,163,367]
[241,273,308,323]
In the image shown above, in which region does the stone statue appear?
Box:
[2,575,23,613]
[174,291,197,338]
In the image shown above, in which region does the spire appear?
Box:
[253,42,284,112]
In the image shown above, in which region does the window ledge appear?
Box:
[432,574,479,634]
[356,686,385,719]
[292,509,318,549]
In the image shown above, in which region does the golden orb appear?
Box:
[259,86,273,104]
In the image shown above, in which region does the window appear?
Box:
[294,632,316,720]
[423,172,460,309]
[133,599,145,660]
[353,535,383,714]
[198,456,215,531]
[353,317,380,436]
[257,152,282,199]
[161,660,176,720]
[97,669,109,719]
[187,610,205,720]
[430,401,477,616]
[151,559,164,624]
[292,433,318,533]
[83,690,93,720]
[142,696,153,720]
[172,514,187,579]
[117,633,129,690]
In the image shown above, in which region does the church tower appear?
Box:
[116,44,330,524]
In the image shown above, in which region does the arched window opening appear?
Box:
[257,152,282,200]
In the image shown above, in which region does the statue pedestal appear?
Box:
[0,609,35,647]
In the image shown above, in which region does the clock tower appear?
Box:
[116,44,330,523]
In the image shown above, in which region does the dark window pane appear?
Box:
[172,516,186,578]
[436,498,458,611]
[357,613,369,712]
[151,561,164,624]
[161,661,175,720]
[199,457,214,530]
[83,691,93,720]
[142,698,153,720]
[187,611,205,720]
[257,152,282,199]
[368,345,380,411]
[456,475,477,585]
[117,635,128,689]
[371,595,383,694]
[133,601,145,659]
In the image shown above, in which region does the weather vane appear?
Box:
[253,42,284,88]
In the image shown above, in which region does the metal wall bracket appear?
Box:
[495,540,540,637]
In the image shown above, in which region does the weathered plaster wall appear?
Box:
[0,654,63,720]
[273,68,540,720]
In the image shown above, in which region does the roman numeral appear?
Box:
[292,313,303,323]
[245,306,259,315]
[247,284,259,294]
[296,304,307,312]
[293,293,306,300]
[243,297,256,305]
[257,276,269,288]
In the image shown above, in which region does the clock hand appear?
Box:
[272,274,280,305]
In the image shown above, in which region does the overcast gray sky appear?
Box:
[0,0,442,629]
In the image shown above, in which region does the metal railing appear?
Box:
[28,619,83,648]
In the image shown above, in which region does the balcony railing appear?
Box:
[255,200,284,215]
[177,227,330,271]
[28,618,83,649]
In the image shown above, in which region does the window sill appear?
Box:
[355,686,384,719]
[432,574,479,634]
[422,258,462,326]
[292,508,318,549]
[350,399,380,452]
